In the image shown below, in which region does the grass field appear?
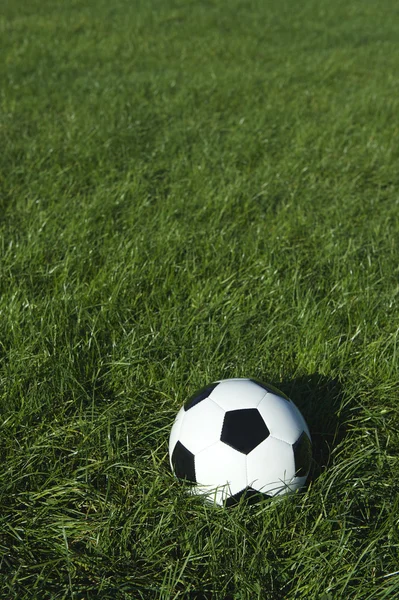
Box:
[1,0,399,597]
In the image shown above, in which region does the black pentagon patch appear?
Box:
[171,441,196,483]
[221,408,269,455]
[225,487,271,507]
[250,378,290,401]
[293,431,312,477]
[184,382,219,411]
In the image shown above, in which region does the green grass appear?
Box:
[1,0,399,597]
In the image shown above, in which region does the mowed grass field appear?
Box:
[1,0,399,597]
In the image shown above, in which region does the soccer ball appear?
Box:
[169,378,312,506]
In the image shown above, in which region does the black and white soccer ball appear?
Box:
[169,378,312,506]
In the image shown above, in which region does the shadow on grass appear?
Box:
[275,373,346,484]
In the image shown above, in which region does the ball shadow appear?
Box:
[272,373,346,483]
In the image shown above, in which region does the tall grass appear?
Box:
[1,0,398,597]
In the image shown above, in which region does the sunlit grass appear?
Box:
[1,0,399,598]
